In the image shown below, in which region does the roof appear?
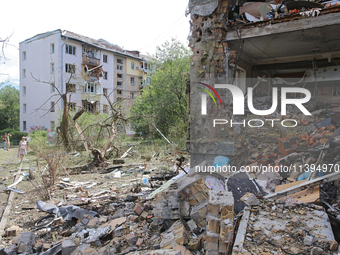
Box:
[61,30,144,61]
[20,29,147,61]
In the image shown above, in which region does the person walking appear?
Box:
[18,137,28,163]
[2,133,7,150]
[6,133,12,151]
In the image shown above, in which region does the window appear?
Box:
[103,54,108,63]
[23,104,27,114]
[51,121,55,131]
[131,62,134,69]
[117,89,122,95]
[50,102,55,112]
[23,121,27,131]
[117,73,123,79]
[103,71,108,80]
[51,83,55,93]
[66,83,76,93]
[103,88,108,96]
[117,81,122,87]
[50,63,54,74]
[83,82,98,94]
[117,97,122,102]
[130,92,135,100]
[23,86,26,96]
[22,69,26,78]
[103,105,108,113]
[131,77,135,86]
[50,43,55,54]
[65,44,76,55]
[117,58,123,64]
[68,103,76,111]
[117,65,123,71]
[83,102,96,113]
[65,63,75,73]
[22,51,26,61]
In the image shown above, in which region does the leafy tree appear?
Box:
[0,85,20,130]
[131,39,191,140]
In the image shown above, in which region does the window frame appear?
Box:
[65,44,76,55]
[50,43,55,54]
[103,54,108,63]
[131,62,134,70]
[66,83,76,93]
[103,71,108,80]
[131,77,135,86]
[65,63,75,73]
[22,51,26,61]
[23,103,27,114]
[50,101,55,112]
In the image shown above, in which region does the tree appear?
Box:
[131,39,191,140]
[0,85,20,130]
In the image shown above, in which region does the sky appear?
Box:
[0,0,191,86]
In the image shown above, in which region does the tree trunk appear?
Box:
[59,94,71,151]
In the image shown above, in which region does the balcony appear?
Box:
[82,54,100,66]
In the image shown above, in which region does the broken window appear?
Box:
[66,83,76,93]
[131,62,135,69]
[65,64,75,73]
[130,92,134,99]
[103,71,108,80]
[117,89,122,95]
[83,101,96,113]
[22,69,26,78]
[117,73,123,79]
[50,63,54,74]
[117,65,123,71]
[117,97,122,102]
[131,77,135,86]
[103,105,108,113]
[65,44,76,55]
[117,58,123,64]
[103,54,108,63]
[23,121,26,131]
[68,102,76,111]
[103,88,108,96]
[117,81,122,87]
[50,43,54,54]
[22,51,26,61]
[23,86,26,96]
[23,104,26,114]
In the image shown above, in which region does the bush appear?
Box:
[1,129,28,140]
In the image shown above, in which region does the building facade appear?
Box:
[19,29,149,133]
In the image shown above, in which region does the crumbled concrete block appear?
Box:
[17,242,26,254]
[173,245,193,255]
[187,219,198,232]
[134,203,144,215]
[18,231,35,254]
[304,235,316,246]
[5,226,20,237]
[330,240,339,251]
[240,192,259,206]
[87,218,98,228]
[0,245,17,255]
[62,239,77,255]
[42,243,51,251]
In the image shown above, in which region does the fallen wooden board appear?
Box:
[266,171,340,201]
[275,180,320,203]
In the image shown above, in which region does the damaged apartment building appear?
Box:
[188,0,340,166]
[19,29,150,134]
